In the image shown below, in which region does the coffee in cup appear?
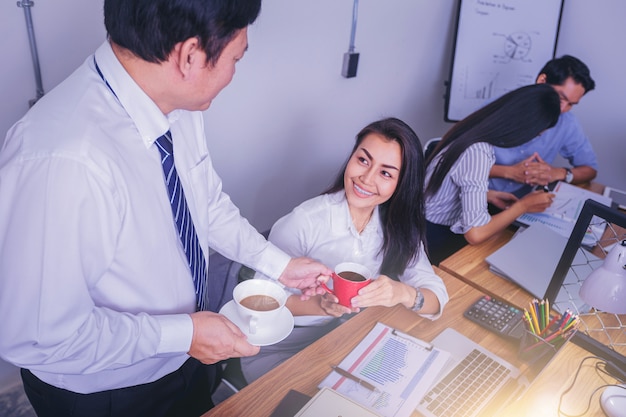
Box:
[337,270,367,282]
[320,262,373,307]
[233,279,287,334]
[239,294,280,311]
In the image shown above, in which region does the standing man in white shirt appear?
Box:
[0,1,331,416]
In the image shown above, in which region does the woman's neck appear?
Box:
[350,207,374,234]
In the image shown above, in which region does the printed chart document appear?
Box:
[318,322,450,417]
[517,181,612,245]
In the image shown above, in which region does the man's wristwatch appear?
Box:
[411,288,425,312]
[564,167,574,183]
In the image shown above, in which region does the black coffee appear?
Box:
[338,271,366,282]
[240,295,280,311]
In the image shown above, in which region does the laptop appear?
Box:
[416,328,533,417]
[485,223,603,313]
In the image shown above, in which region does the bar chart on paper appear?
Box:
[319,322,450,417]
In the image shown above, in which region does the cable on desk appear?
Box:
[557,356,624,417]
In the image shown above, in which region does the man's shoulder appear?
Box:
[558,110,580,124]
[552,111,582,131]
[543,111,585,141]
[293,192,342,213]
[463,142,493,159]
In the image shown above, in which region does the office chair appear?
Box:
[216,230,270,394]
[205,250,249,393]
[423,137,441,160]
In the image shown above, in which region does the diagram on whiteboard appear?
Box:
[445,0,563,122]
[498,31,532,62]
[459,68,500,100]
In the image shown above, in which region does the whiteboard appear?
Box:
[444,0,564,122]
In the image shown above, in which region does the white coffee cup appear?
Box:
[233,279,287,334]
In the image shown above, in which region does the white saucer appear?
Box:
[219,300,294,346]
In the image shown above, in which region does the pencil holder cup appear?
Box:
[518,328,576,367]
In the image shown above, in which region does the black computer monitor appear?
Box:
[545,199,626,379]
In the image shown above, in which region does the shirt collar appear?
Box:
[93,41,183,147]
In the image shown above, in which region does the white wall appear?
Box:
[555,1,626,194]
[2,1,625,230]
[203,0,456,229]
[1,0,625,377]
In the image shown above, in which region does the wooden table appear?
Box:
[438,182,612,308]
[437,214,624,415]
[204,267,617,416]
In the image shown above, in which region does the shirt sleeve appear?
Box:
[558,113,599,170]
[0,152,186,374]
[258,204,314,298]
[203,155,291,279]
[450,144,493,234]
[399,246,450,320]
[266,206,312,259]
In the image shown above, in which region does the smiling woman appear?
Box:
[343,133,402,233]
[239,117,449,385]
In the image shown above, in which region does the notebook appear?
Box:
[294,387,382,417]
[416,328,529,417]
[485,223,603,313]
[516,181,611,246]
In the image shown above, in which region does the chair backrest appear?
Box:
[207,251,242,313]
[424,137,441,160]
[215,229,270,394]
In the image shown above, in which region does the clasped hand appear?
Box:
[518,152,557,186]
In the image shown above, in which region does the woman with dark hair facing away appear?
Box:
[241,117,449,383]
[424,83,561,265]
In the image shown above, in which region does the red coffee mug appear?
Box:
[320,262,372,307]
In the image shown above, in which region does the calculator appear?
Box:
[464,295,525,340]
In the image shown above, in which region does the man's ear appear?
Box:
[172,37,201,78]
[536,73,547,84]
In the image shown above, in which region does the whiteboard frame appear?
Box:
[444,0,564,122]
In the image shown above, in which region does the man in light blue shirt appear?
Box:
[489,55,598,201]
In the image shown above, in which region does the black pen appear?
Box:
[331,365,377,391]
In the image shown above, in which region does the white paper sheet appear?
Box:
[318,322,450,417]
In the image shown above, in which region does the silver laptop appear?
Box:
[485,223,603,314]
[416,328,529,417]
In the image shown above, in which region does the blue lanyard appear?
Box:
[94,56,118,99]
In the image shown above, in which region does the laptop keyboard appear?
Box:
[419,348,511,417]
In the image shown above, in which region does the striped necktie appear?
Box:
[155,131,208,311]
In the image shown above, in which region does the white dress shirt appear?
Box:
[0,41,290,393]
[425,142,494,234]
[266,192,449,326]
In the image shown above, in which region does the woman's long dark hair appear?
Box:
[425,83,560,197]
[324,118,426,279]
